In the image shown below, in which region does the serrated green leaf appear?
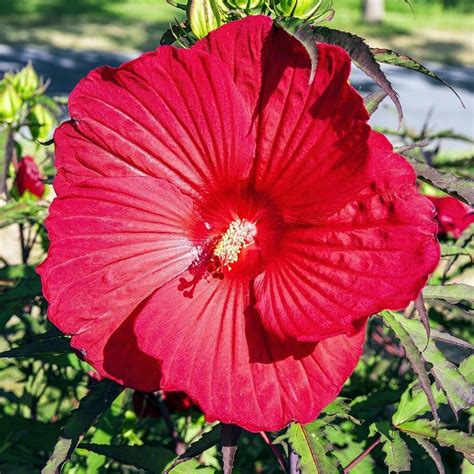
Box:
[403,154,474,206]
[423,284,474,305]
[42,379,123,473]
[398,419,474,460]
[382,311,439,426]
[393,383,445,426]
[309,26,402,123]
[396,316,473,416]
[459,355,474,383]
[0,329,72,358]
[285,421,342,473]
[404,433,445,474]
[79,443,176,474]
[371,48,464,107]
[381,430,411,473]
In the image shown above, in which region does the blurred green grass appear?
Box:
[0,0,472,63]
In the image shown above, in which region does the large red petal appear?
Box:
[37,175,196,387]
[55,46,254,196]
[254,133,440,342]
[196,16,372,221]
[133,275,366,432]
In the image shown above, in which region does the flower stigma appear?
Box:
[212,218,257,272]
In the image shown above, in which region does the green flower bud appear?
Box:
[188,0,224,39]
[13,62,40,99]
[0,81,22,124]
[226,0,263,9]
[279,0,323,19]
[27,103,55,141]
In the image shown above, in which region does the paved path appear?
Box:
[1,44,473,147]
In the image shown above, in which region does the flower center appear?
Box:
[212,218,257,272]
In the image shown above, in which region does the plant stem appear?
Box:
[259,431,286,472]
[343,437,381,473]
[221,424,242,474]
[289,449,300,474]
[2,128,16,197]
[156,392,186,455]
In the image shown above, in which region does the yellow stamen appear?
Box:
[213,218,256,270]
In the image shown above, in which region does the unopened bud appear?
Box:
[279,0,323,19]
[13,62,40,99]
[226,0,263,8]
[188,0,224,39]
[28,104,55,141]
[0,82,22,123]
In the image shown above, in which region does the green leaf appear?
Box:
[382,311,439,426]
[169,459,215,473]
[79,444,176,474]
[404,433,445,474]
[393,383,445,426]
[395,316,473,416]
[0,329,72,358]
[423,284,474,305]
[364,89,388,115]
[309,26,403,123]
[380,430,411,473]
[42,379,123,473]
[165,424,221,473]
[403,154,474,206]
[371,48,464,108]
[0,201,47,228]
[285,421,342,473]
[398,419,474,461]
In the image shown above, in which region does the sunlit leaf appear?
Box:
[423,284,474,305]
[284,421,342,473]
[395,316,473,416]
[380,430,411,473]
[382,311,439,426]
[403,154,474,206]
[371,48,464,107]
[398,420,474,461]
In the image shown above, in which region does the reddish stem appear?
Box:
[343,437,381,473]
[259,431,286,472]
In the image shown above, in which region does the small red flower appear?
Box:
[16,155,45,197]
[132,391,195,418]
[37,16,439,431]
[427,195,474,238]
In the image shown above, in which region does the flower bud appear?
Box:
[13,62,40,99]
[28,103,55,141]
[279,0,323,19]
[0,81,22,123]
[188,0,224,39]
[226,0,263,8]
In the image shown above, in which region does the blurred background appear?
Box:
[0,0,472,141]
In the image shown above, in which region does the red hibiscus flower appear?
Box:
[37,16,439,432]
[16,155,45,197]
[133,391,195,418]
[427,195,474,238]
